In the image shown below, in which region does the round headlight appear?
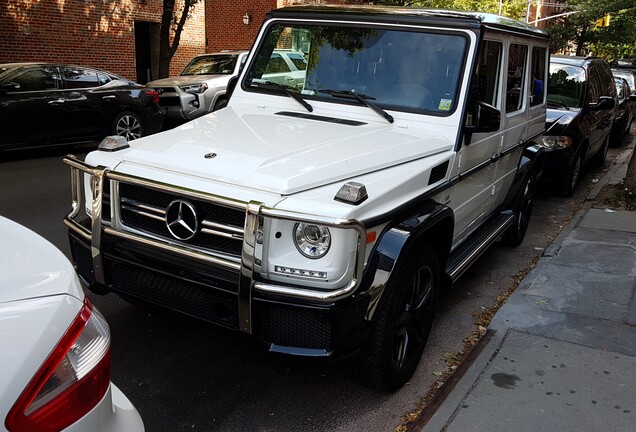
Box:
[294,223,331,259]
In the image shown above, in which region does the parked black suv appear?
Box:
[542,55,617,197]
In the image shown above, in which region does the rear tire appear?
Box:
[355,245,439,390]
[113,111,144,141]
[502,171,535,246]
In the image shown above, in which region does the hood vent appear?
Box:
[428,161,449,185]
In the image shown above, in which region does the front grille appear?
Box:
[102,180,111,222]
[110,261,239,329]
[256,305,332,349]
[118,183,245,256]
[157,92,181,106]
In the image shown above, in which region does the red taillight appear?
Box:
[144,89,160,104]
[5,298,111,432]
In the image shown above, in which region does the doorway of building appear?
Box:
[134,21,160,84]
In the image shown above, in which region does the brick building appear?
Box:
[0,0,367,84]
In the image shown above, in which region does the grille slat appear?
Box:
[117,183,246,256]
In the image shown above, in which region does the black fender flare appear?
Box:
[503,143,544,210]
[362,200,454,320]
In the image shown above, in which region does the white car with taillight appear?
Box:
[0,216,143,432]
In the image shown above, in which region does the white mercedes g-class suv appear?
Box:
[65,6,548,390]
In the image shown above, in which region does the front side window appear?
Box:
[506,43,528,113]
[11,67,60,92]
[547,64,585,108]
[244,24,468,114]
[181,55,238,75]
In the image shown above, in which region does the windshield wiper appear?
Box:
[547,100,569,110]
[251,81,313,112]
[318,89,394,124]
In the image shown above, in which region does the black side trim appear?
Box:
[275,111,367,126]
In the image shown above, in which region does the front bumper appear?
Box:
[64,156,370,356]
[156,88,208,120]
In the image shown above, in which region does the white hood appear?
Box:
[118,106,454,195]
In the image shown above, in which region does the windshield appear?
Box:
[181,54,238,75]
[244,24,468,115]
[547,64,586,108]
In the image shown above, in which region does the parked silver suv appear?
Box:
[147,50,248,120]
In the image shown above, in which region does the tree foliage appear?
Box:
[373,0,530,21]
[546,0,636,60]
[159,0,201,78]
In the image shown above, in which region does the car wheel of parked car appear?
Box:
[502,171,535,246]
[113,111,144,141]
[561,152,582,197]
[213,98,228,111]
[356,245,439,390]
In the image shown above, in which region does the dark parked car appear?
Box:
[0,63,164,151]
[541,55,617,197]
[612,68,636,98]
[611,76,635,143]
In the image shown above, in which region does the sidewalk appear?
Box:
[414,142,636,432]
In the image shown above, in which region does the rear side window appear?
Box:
[264,53,291,74]
[506,44,528,113]
[287,53,307,71]
[62,68,100,89]
[530,47,547,106]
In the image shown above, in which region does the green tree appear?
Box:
[159,0,201,78]
[373,0,529,21]
[547,0,636,57]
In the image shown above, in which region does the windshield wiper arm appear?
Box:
[318,89,394,124]
[547,100,569,110]
[251,81,313,112]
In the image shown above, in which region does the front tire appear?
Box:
[560,152,582,197]
[113,111,144,141]
[355,246,439,390]
[502,171,535,246]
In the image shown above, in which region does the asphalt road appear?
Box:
[0,141,620,431]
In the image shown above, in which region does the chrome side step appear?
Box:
[447,211,515,282]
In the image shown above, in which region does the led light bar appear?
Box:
[275,265,327,279]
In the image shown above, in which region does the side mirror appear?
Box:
[466,101,501,138]
[629,94,636,102]
[0,82,20,93]
[226,76,239,98]
[588,95,615,111]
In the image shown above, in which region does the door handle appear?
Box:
[48,99,65,105]
[102,95,117,100]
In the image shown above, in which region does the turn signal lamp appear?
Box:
[98,135,129,152]
[335,182,368,205]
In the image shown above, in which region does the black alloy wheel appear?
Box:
[356,245,439,390]
[561,152,582,197]
[113,111,144,141]
[502,172,535,246]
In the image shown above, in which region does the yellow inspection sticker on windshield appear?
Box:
[438,99,452,111]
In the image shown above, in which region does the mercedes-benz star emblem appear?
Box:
[165,200,198,241]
